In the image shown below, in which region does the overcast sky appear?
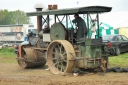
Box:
[0,0,128,25]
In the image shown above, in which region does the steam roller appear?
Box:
[17,47,46,68]
[47,40,76,74]
[17,6,113,75]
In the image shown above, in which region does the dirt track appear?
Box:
[0,62,128,85]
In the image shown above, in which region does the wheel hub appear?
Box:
[57,53,64,62]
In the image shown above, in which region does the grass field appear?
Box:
[109,52,128,68]
[0,47,128,68]
[0,47,17,64]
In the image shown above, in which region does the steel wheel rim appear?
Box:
[47,40,76,74]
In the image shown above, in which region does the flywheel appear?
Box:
[47,40,76,74]
[50,23,68,41]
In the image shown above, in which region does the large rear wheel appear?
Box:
[47,40,76,74]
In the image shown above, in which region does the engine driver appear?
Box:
[72,14,87,41]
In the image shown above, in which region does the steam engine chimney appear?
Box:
[36,8,42,33]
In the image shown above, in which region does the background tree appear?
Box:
[0,9,31,25]
[0,10,11,25]
[12,10,30,25]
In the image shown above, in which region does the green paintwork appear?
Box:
[50,23,67,41]
[76,39,102,68]
[27,6,112,16]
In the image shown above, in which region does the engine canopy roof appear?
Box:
[27,6,112,16]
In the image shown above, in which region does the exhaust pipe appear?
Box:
[36,8,42,33]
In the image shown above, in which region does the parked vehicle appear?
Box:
[102,34,128,56]
[0,24,37,45]
[3,43,9,46]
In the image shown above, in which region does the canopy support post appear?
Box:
[97,12,100,38]
[87,12,90,38]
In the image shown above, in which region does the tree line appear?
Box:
[0,9,30,25]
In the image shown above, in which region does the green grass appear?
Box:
[109,52,128,68]
[0,47,15,55]
[0,47,17,64]
[0,48,128,68]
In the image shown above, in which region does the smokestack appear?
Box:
[34,3,46,33]
[36,8,42,33]
[36,8,43,11]
[34,3,46,10]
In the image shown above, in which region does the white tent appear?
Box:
[100,11,128,37]
[100,11,128,28]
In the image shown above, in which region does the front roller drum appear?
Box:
[17,48,46,69]
[47,40,76,75]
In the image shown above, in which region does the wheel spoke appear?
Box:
[62,52,67,56]
[59,44,62,53]
[61,62,64,72]
[64,60,67,62]
[52,52,56,55]
[55,48,59,55]
[54,61,59,66]
[57,44,62,53]
[57,64,59,69]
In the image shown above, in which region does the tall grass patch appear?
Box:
[109,52,128,68]
[0,47,15,55]
[0,47,17,64]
